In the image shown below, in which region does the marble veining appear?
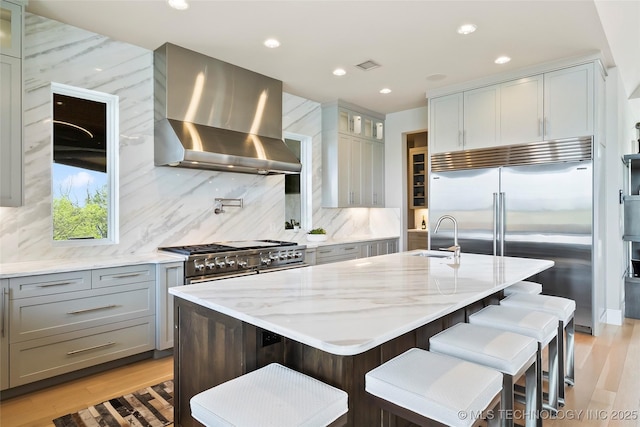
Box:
[170,252,554,355]
[0,14,399,265]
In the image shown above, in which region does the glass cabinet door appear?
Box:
[0,1,22,58]
[409,147,428,209]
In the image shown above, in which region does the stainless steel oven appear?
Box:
[159,240,308,285]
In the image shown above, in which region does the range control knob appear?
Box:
[215,257,226,269]
[204,259,216,270]
[237,259,248,268]
[294,252,303,258]
[225,256,236,267]
[194,260,205,272]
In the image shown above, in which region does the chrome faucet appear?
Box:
[433,215,461,259]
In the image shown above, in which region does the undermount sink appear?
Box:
[411,250,454,258]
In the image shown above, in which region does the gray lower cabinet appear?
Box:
[155,262,184,350]
[1,279,9,391]
[6,264,156,388]
[314,238,399,265]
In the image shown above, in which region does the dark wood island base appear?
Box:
[173,293,501,427]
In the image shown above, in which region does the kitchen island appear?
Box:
[170,250,553,427]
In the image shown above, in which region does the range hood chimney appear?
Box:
[154,43,301,175]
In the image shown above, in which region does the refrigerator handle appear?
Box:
[493,193,498,256]
[499,192,506,256]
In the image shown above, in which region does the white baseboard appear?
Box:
[605,309,623,325]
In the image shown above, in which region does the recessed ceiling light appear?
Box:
[333,68,346,76]
[167,0,189,10]
[457,24,477,35]
[379,88,392,94]
[495,56,511,64]
[264,38,280,49]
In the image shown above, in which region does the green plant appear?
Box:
[308,227,326,235]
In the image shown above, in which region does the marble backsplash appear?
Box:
[0,13,399,264]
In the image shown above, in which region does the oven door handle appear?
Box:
[187,270,258,284]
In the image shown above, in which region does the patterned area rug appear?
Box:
[52,380,173,427]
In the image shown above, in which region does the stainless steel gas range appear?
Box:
[159,240,307,284]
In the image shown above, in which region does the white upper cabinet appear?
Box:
[429,93,463,154]
[429,61,596,155]
[0,0,23,207]
[463,85,500,150]
[500,75,544,145]
[0,1,22,58]
[544,63,594,140]
[322,101,385,208]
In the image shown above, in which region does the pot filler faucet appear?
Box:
[433,215,461,259]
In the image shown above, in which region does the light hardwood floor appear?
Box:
[1,319,638,427]
[0,356,173,427]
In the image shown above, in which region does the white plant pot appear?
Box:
[306,234,328,242]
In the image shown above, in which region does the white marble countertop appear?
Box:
[170,250,553,356]
[0,252,187,279]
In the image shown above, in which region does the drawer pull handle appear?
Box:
[37,282,72,288]
[318,250,332,254]
[67,304,117,315]
[111,273,142,279]
[343,247,356,251]
[67,341,116,355]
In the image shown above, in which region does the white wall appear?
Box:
[384,106,428,249]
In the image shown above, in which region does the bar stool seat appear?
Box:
[500,293,576,394]
[469,305,559,419]
[365,348,503,427]
[429,323,538,427]
[504,281,543,296]
[190,363,348,427]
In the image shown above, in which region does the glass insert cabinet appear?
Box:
[409,146,427,209]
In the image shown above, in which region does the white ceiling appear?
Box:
[26,0,627,115]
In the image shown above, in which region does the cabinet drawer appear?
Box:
[10,282,154,343]
[9,271,91,299]
[9,316,155,387]
[92,264,155,288]
[316,244,360,265]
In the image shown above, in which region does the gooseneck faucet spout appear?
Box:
[434,215,461,259]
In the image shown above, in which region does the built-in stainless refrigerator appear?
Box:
[428,138,594,333]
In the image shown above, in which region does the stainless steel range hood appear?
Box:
[154,43,301,175]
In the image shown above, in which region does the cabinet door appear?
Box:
[371,141,385,206]
[360,140,373,206]
[338,108,363,136]
[336,134,352,206]
[156,262,184,350]
[544,63,593,140]
[1,279,8,391]
[500,75,544,145]
[464,85,500,150]
[429,93,463,154]
[349,137,363,206]
[0,1,22,58]
[373,120,384,141]
[0,55,22,206]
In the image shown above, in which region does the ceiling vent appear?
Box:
[355,60,380,71]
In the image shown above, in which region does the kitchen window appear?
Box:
[51,83,119,244]
[284,132,311,231]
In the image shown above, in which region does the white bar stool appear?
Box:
[503,281,543,296]
[190,363,348,427]
[500,293,576,404]
[365,348,503,427]
[429,323,538,427]
[468,305,559,422]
